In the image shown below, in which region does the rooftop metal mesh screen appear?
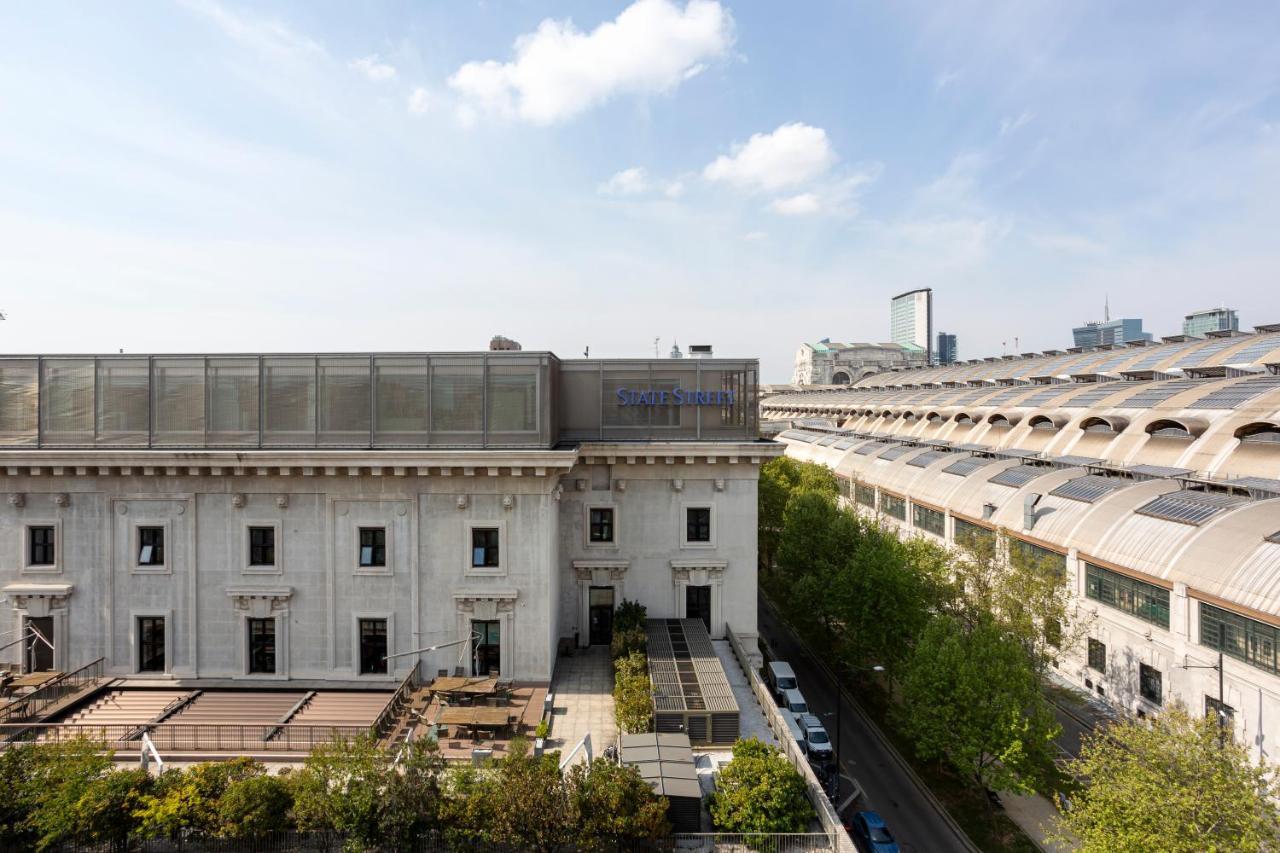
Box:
[1135,489,1249,525]
[1049,475,1131,503]
[989,464,1053,488]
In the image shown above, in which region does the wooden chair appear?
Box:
[488,668,500,679]
[437,668,449,678]
[454,666,465,677]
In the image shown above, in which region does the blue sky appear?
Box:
[1,1,1278,381]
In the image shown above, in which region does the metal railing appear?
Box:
[1,723,370,752]
[373,659,421,741]
[0,657,107,723]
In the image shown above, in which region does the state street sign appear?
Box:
[615,388,736,406]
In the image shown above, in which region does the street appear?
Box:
[758,596,974,853]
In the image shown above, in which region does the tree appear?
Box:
[709,737,814,834]
[378,738,447,849]
[898,615,1060,796]
[19,738,113,852]
[135,757,264,841]
[69,768,154,852]
[291,733,442,851]
[478,738,574,853]
[759,457,838,570]
[217,773,294,839]
[1054,706,1280,853]
[566,757,670,850]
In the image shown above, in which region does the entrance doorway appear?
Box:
[472,620,500,676]
[589,587,615,645]
[25,616,54,673]
[686,585,712,632]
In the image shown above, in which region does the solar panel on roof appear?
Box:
[1226,477,1280,497]
[1021,386,1076,406]
[989,464,1053,487]
[1053,455,1104,467]
[1127,341,1196,371]
[1118,379,1207,408]
[956,443,989,452]
[1129,464,1193,478]
[907,450,955,468]
[1186,375,1280,410]
[854,441,890,455]
[1173,336,1246,369]
[1050,475,1129,503]
[876,445,917,461]
[1217,334,1280,366]
[943,457,991,477]
[1064,381,1145,408]
[1135,489,1248,525]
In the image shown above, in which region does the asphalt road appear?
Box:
[758,597,973,853]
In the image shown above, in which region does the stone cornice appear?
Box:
[577,441,784,466]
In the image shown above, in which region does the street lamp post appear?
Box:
[826,663,884,803]
[1182,647,1227,748]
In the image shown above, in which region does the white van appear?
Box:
[783,688,809,717]
[781,709,807,751]
[766,661,798,704]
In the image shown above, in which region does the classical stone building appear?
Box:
[0,352,777,688]
[792,340,926,386]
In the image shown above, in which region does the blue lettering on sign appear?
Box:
[615,388,736,406]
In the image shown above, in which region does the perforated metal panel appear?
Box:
[855,441,891,455]
[1119,379,1207,408]
[1052,455,1104,468]
[907,450,954,468]
[943,457,992,477]
[1135,489,1248,525]
[876,445,916,461]
[990,464,1053,488]
[1050,475,1130,503]
[1187,375,1280,410]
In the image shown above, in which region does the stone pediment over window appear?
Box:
[226,586,293,619]
[670,559,727,583]
[572,559,629,584]
[3,582,73,617]
[453,588,517,620]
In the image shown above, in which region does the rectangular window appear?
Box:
[912,504,945,537]
[358,527,386,568]
[1200,602,1279,675]
[686,507,712,542]
[954,518,993,549]
[138,526,165,566]
[1010,539,1068,578]
[28,526,55,566]
[1088,638,1106,674]
[358,618,388,675]
[589,508,615,543]
[854,483,876,508]
[1206,695,1235,728]
[248,618,276,674]
[1085,563,1170,629]
[1139,663,1162,705]
[138,617,165,673]
[471,527,500,567]
[248,526,276,567]
[880,493,906,521]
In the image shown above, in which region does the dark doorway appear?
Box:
[589,587,615,645]
[138,617,165,673]
[26,616,54,673]
[473,620,500,676]
[686,585,712,632]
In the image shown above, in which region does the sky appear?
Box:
[1,1,1278,381]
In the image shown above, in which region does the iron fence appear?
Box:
[0,723,371,752]
[0,657,107,723]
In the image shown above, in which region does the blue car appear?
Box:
[848,810,900,853]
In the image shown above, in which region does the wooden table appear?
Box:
[430,676,498,695]
[9,671,60,689]
[437,706,513,739]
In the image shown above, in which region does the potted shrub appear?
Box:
[534,719,550,756]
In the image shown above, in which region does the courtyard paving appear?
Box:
[547,645,616,765]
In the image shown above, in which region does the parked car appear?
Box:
[848,811,900,853]
[798,713,833,764]
[766,661,798,704]
[782,688,809,717]
[781,709,807,750]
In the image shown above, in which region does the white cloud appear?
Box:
[599,167,685,198]
[447,0,734,124]
[741,231,768,241]
[703,123,837,192]
[407,87,431,115]
[934,68,961,91]
[349,54,397,82]
[770,193,821,216]
[999,110,1033,136]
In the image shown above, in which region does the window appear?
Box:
[954,518,993,549]
[248,526,275,567]
[358,527,386,568]
[1139,663,1162,705]
[912,504,945,537]
[1085,563,1170,629]
[28,526,55,566]
[589,508,615,543]
[880,493,906,521]
[472,527,500,567]
[854,483,876,508]
[138,617,165,673]
[1200,602,1279,675]
[138,526,164,566]
[248,618,276,674]
[1088,638,1106,674]
[1011,539,1067,578]
[686,507,712,543]
[1206,695,1235,728]
[358,618,388,675]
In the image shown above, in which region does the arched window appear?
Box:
[989,414,1012,428]
[1236,422,1280,444]
[1081,417,1117,434]
[1146,419,1194,440]
[1029,415,1059,431]
[926,412,943,423]
[955,413,975,425]
[902,411,918,422]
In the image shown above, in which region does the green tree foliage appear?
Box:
[135,757,264,840]
[1054,705,1280,853]
[17,738,113,852]
[898,615,1060,795]
[453,738,574,853]
[759,456,838,570]
[69,768,154,852]
[217,772,294,839]
[710,737,814,834]
[566,757,670,850]
[614,650,654,734]
[291,733,444,852]
[613,598,648,634]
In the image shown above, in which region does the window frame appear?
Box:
[1087,637,1107,674]
[22,521,62,574]
[137,615,167,674]
[244,522,283,575]
[463,519,507,576]
[911,503,945,537]
[1085,562,1170,629]
[355,614,392,677]
[357,526,388,572]
[1139,662,1163,706]
[246,617,277,675]
[1200,601,1279,675]
[681,503,716,548]
[854,482,877,509]
[587,505,617,546]
[132,522,171,575]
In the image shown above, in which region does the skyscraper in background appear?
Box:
[1072,318,1152,348]
[1183,307,1239,338]
[890,288,933,363]
[936,332,958,365]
